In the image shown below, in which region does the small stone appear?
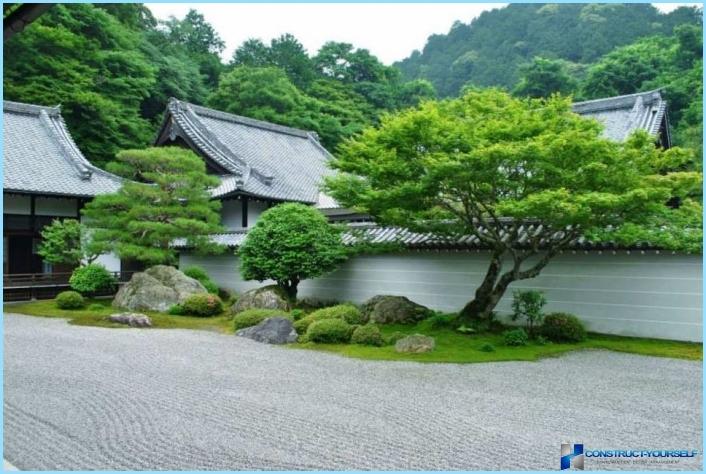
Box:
[109,312,152,328]
[235,317,297,344]
[395,334,435,353]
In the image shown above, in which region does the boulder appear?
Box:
[235,317,298,344]
[113,265,206,312]
[395,334,435,353]
[362,295,431,325]
[108,312,152,328]
[232,285,291,313]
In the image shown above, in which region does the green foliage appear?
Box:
[308,304,365,325]
[424,313,457,330]
[306,318,353,343]
[82,147,224,265]
[326,89,702,318]
[542,312,587,342]
[513,57,578,98]
[87,303,107,311]
[293,308,345,334]
[385,331,407,346]
[181,293,223,317]
[182,266,219,294]
[55,291,85,310]
[511,290,547,336]
[290,309,305,321]
[168,304,185,316]
[238,203,348,299]
[479,342,496,352]
[351,324,385,346]
[396,3,700,96]
[69,264,117,295]
[233,309,288,330]
[503,328,529,346]
[37,219,108,267]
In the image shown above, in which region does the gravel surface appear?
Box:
[3,313,703,471]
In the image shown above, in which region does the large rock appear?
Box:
[232,285,291,313]
[395,334,435,353]
[113,265,206,312]
[235,317,298,344]
[362,295,431,324]
[108,312,152,328]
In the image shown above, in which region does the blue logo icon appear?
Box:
[561,443,584,470]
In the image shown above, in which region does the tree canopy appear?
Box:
[82,147,225,265]
[325,89,702,321]
[239,203,348,299]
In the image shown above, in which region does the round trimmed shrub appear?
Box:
[503,328,529,346]
[168,304,185,315]
[181,293,223,317]
[87,303,106,311]
[69,264,116,294]
[541,312,587,342]
[55,291,85,310]
[233,309,289,330]
[351,324,384,346]
[306,318,353,343]
[479,342,496,352]
[294,304,363,333]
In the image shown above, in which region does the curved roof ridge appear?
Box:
[3,100,61,116]
[177,99,314,139]
[572,88,665,113]
[38,109,93,180]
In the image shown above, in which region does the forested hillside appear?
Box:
[4,3,433,165]
[396,3,700,95]
[3,3,703,166]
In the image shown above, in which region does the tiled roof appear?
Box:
[172,222,660,251]
[156,99,335,205]
[572,89,669,144]
[3,101,123,197]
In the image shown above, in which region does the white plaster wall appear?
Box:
[220,200,243,230]
[248,200,268,227]
[180,250,703,342]
[93,252,121,272]
[3,194,31,215]
[35,197,77,217]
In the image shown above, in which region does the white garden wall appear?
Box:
[179,250,703,342]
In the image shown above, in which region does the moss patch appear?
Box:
[5,299,233,333]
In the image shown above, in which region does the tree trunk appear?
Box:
[279,278,300,302]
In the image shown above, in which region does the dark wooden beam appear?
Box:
[241,197,248,228]
[4,3,54,41]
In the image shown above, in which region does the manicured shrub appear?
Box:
[233,309,289,330]
[87,303,106,311]
[296,296,340,310]
[541,312,587,342]
[293,304,362,333]
[182,266,219,294]
[503,328,529,346]
[55,291,85,310]
[351,324,384,346]
[291,309,305,321]
[307,319,353,343]
[69,264,116,294]
[425,312,457,329]
[479,342,496,352]
[168,304,185,315]
[386,331,407,345]
[181,293,223,317]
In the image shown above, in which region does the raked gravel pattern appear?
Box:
[3,313,703,471]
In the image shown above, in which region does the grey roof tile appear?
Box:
[157,99,333,204]
[3,101,122,197]
[572,89,668,143]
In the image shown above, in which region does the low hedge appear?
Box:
[542,312,587,342]
[233,309,290,330]
[55,291,85,310]
[293,304,363,334]
[181,293,223,317]
[351,324,384,346]
[69,264,116,294]
[306,318,353,343]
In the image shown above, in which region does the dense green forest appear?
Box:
[3,3,703,166]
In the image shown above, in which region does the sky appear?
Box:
[145,3,700,65]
